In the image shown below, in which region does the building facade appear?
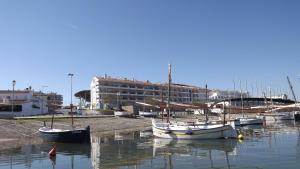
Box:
[0,89,48,117]
[0,89,63,118]
[90,75,209,109]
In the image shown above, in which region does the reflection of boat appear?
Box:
[153,138,237,169]
[152,119,237,139]
[39,126,91,143]
[0,142,91,169]
[40,142,91,156]
[153,138,237,154]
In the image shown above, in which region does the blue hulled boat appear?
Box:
[39,126,90,143]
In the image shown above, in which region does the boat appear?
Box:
[139,111,158,117]
[238,117,264,126]
[234,81,263,126]
[152,119,237,139]
[152,64,237,139]
[114,111,133,117]
[39,74,91,143]
[256,112,294,121]
[39,126,90,143]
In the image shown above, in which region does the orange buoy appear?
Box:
[48,146,56,156]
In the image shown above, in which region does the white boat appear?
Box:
[152,119,237,139]
[152,64,237,140]
[139,111,158,117]
[238,117,264,126]
[256,112,294,121]
[114,111,133,117]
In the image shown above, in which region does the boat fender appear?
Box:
[238,134,244,140]
[48,146,56,156]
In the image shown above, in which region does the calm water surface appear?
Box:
[1,121,300,169]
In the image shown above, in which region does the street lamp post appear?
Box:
[68,73,74,128]
[12,80,16,115]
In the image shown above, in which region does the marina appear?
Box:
[0,121,300,169]
[1,1,300,168]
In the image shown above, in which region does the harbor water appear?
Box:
[1,121,300,169]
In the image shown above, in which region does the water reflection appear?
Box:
[0,142,91,169]
[152,139,237,169]
[90,130,238,169]
[91,131,153,169]
[1,121,300,169]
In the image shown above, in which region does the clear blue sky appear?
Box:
[0,0,300,105]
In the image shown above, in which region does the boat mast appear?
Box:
[161,87,164,122]
[223,92,226,125]
[240,81,244,118]
[269,87,274,113]
[68,73,74,128]
[167,64,172,123]
[263,92,269,112]
[205,84,208,124]
[287,76,298,110]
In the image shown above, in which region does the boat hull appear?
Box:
[152,120,237,139]
[239,118,264,126]
[257,113,295,121]
[294,111,300,121]
[114,111,133,117]
[139,111,157,117]
[39,126,90,143]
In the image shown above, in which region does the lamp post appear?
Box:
[68,73,74,128]
[12,80,16,115]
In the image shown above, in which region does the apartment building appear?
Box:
[0,88,63,118]
[90,75,208,109]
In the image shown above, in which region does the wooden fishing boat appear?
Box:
[39,74,90,143]
[152,64,237,139]
[39,126,90,143]
[152,119,237,139]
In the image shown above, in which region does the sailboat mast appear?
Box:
[167,64,172,123]
[205,84,208,124]
[161,87,164,122]
[240,81,244,118]
[68,73,74,128]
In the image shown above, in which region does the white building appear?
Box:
[0,89,48,118]
[90,75,208,109]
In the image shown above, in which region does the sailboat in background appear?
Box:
[39,74,91,143]
[152,64,237,139]
[236,81,264,126]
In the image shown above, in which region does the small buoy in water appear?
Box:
[238,134,244,140]
[48,146,56,156]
